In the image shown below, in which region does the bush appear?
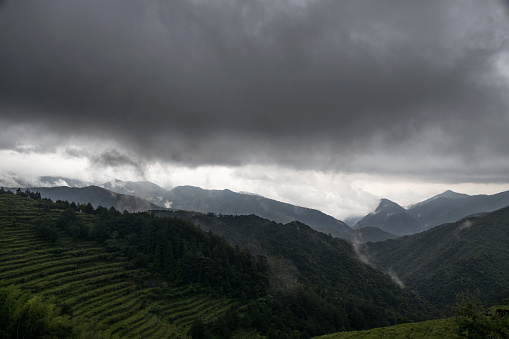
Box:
[454,292,509,338]
[0,286,73,338]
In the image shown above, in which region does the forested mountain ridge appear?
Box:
[367,205,509,310]
[160,186,352,238]
[12,179,355,239]
[153,210,439,327]
[348,226,398,242]
[9,177,509,240]
[151,184,397,242]
[15,185,161,213]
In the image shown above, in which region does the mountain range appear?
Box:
[2,174,509,335]
[158,185,352,237]
[7,176,509,241]
[353,190,509,237]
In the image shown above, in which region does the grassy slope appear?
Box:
[315,305,509,339]
[0,193,239,338]
[313,318,455,338]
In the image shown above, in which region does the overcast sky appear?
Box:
[1,0,509,219]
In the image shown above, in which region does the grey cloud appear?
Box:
[91,149,146,177]
[1,0,509,181]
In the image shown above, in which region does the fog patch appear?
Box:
[387,268,405,288]
[107,179,126,189]
[164,201,173,209]
[454,219,475,240]
[351,234,405,288]
[351,235,373,266]
[458,219,474,231]
[37,178,70,187]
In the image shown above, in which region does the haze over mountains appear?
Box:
[7,176,509,243]
[353,190,509,236]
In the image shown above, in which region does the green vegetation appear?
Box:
[154,211,440,336]
[0,285,77,338]
[316,293,509,339]
[314,318,456,338]
[368,206,509,310]
[4,187,507,338]
[0,191,256,337]
[454,292,509,338]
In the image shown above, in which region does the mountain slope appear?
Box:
[353,199,421,236]
[162,185,352,237]
[349,227,399,243]
[100,179,169,205]
[408,190,509,229]
[26,186,162,212]
[153,209,438,326]
[367,206,509,310]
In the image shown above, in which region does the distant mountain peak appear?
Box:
[436,190,469,199]
[376,198,406,213]
[354,198,421,236]
[409,190,470,209]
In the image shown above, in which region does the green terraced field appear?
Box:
[0,193,239,338]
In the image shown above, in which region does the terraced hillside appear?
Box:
[0,192,239,338]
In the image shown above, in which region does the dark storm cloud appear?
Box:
[1,0,508,179]
[91,149,146,177]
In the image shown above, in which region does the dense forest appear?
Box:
[152,211,440,335]
[367,206,509,310]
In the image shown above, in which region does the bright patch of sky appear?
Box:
[2,149,509,220]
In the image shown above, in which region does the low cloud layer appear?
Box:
[1,0,509,185]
